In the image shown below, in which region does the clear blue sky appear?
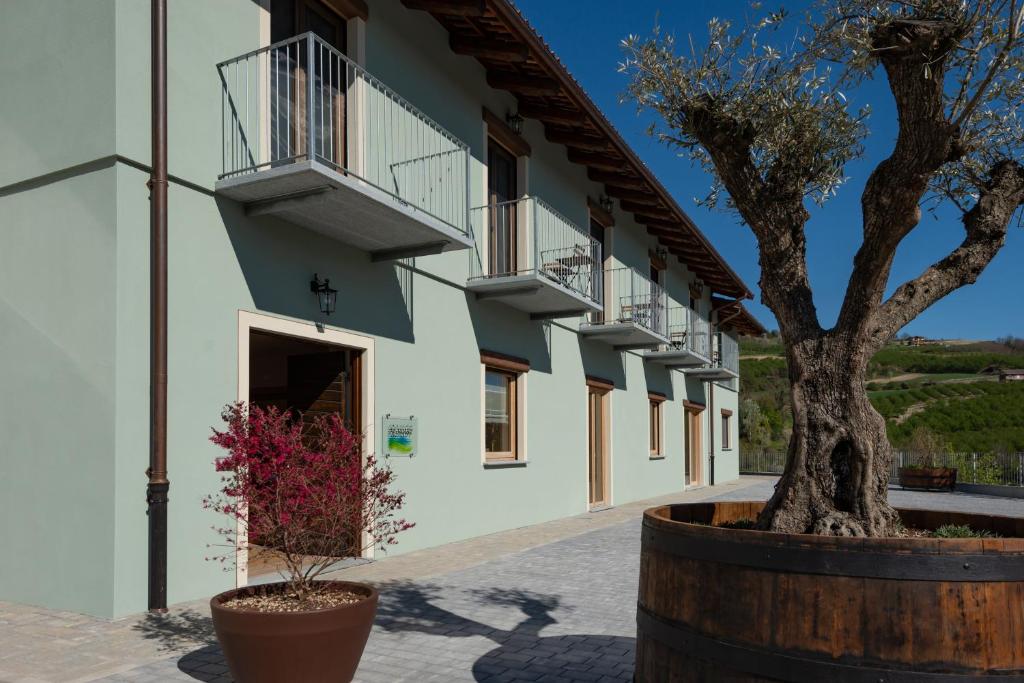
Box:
[514,0,1024,340]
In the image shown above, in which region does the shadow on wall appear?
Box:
[644,362,675,401]
[579,336,627,389]
[218,197,415,344]
[466,292,554,374]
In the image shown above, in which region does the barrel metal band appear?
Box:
[637,605,1024,682]
[642,522,1024,582]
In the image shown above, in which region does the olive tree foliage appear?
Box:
[622,1,1024,536]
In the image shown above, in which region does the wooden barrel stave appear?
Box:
[636,502,1024,681]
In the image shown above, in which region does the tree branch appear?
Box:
[683,100,823,341]
[836,18,968,336]
[870,159,1024,346]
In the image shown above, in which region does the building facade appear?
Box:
[0,0,762,618]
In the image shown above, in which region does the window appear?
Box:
[649,393,666,457]
[485,369,517,459]
[481,350,529,462]
[722,409,733,450]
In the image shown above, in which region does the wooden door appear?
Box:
[685,407,704,486]
[488,141,517,275]
[286,349,361,434]
[271,0,346,168]
[588,387,610,507]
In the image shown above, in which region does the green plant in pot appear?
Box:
[898,426,957,490]
[204,403,413,683]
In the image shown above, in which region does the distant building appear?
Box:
[1000,369,1024,382]
[904,335,930,346]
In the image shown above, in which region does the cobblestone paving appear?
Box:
[2,478,1022,683]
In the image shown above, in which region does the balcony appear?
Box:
[466,197,603,319]
[687,332,740,380]
[644,306,712,367]
[578,267,668,349]
[215,33,474,261]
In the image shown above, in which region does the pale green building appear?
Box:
[0,0,763,618]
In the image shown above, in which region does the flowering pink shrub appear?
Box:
[204,402,413,601]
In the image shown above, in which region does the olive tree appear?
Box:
[623,0,1024,535]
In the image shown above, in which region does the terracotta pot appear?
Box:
[210,580,378,683]
[899,466,957,491]
[636,501,1024,681]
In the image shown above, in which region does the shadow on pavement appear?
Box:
[374,581,635,682]
[126,581,634,682]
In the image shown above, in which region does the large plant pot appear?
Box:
[899,466,957,490]
[210,580,378,683]
[636,502,1024,681]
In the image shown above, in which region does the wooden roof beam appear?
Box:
[487,73,562,96]
[620,199,672,217]
[401,0,486,17]
[587,169,647,188]
[451,37,529,62]
[604,186,656,202]
[545,128,609,152]
[567,149,625,170]
[517,102,585,126]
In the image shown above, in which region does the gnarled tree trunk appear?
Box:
[757,337,898,536]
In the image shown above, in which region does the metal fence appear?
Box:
[468,196,603,306]
[715,332,739,374]
[660,305,711,357]
[741,450,1024,487]
[217,32,471,235]
[596,267,667,336]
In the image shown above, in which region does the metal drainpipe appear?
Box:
[707,300,745,487]
[147,0,169,613]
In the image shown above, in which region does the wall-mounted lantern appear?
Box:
[599,193,614,214]
[691,278,705,297]
[654,245,669,262]
[310,274,337,315]
[506,110,525,135]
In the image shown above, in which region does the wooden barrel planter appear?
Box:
[899,466,958,491]
[636,501,1024,681]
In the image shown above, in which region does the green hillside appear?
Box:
[738,336,1024,452]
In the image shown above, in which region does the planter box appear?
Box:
[898,466,957,491]
[635,501,1024,681]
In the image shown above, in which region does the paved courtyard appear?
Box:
[2,477,1023,683]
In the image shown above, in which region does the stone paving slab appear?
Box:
[2,477,1022,683]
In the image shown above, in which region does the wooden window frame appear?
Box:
[721,409,733,450]
[484,367,519,462]
[481,350,529,463]
[483,107,531,157]
[587,196,615,229]
[649,393,665,458]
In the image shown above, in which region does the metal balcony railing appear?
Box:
[662,305,711,358]
[714,332,739,374]
[217,32,471,235]
[597,267,667,337]
[469,197,603,306]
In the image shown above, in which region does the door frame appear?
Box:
[684,400,705,488]
[235,310,375,587]
[585,378,613,510]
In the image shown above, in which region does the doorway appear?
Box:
[236,312,375,587]
[249,329,362,433]
[487,140,518,276]
[270,0,347,168]
[587,386,610,508]
[247,330,364,576]
[685,404,704,487]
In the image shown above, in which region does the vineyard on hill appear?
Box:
[739,336,1024,453]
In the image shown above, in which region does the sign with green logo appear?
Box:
[382,416,417,458]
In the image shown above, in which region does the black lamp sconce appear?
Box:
[310,274,337,315]
[506,110,525,135]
